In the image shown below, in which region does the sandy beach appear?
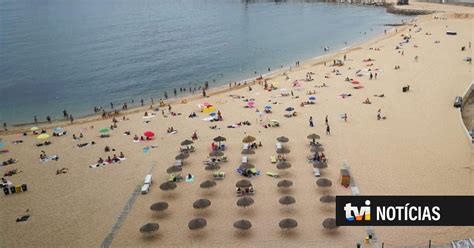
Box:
[1,2,473,247]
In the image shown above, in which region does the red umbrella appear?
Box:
[144,131,155,138]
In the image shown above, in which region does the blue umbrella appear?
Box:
[53,127,64,134]
[309,96,316,101]
[264,105,272,109]
[285,107,294,112]
[209,112,217,116]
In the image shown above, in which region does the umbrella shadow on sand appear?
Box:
[279,207,296,215]
[151,211,170,219]
[141,232,163,242]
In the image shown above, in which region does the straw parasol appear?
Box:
[310,146,325,153]
[213,136,226,144]
[239,163,255,170]
[160,181,177,191]
[233,220,252,230]
[175,153,189,160]
[313,161,328,169]
[139,223,160,234]
[307,133,320,140]
[236,197,254,208]
[200,180,217,189]
[150,202,169,212]
[276,147,290,154]
[276,161,291,170]
[180,139,194,146]
[209,150,224,157]
[277,179,293,188]
[322,218,338,229]
[188,218,207,230]
[205,164,221,171]
[320,195,336,203]
[242,136,256,143]
[279,196,296,205]
[166,165,182,174]
[276,136,289,143]
[316,178,332,188]
[236,179,252,188]
[193,199,211,209]
[279,218,298,230]
[241,149,255,155]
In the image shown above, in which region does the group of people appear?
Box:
[97,152,125,165]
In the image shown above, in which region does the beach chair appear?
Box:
[243,143,249,150]
[266,171,279,178]
[276,142,282,149]
[236,188,243,196]
[270,156,277,163]
[241,156,248,163]
[313,168,321,177]
[219,156,228,162]
[213,171,225,180]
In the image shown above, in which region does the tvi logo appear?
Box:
[344,200,371,221]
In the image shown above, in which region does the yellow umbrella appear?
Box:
[202,106,216,113]
[37,134,50,140]
[30,127,39,131]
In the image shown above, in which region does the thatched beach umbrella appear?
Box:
[160,181,177,191]
[277,179,293,188]
[193,199,211,209]
[276,161,291,170]
[320,195,336,203]
[316,178,332,188]
[200,180,217,189]
[241,149,255,155]
[276,147,290,155]
[175,153,189,160]
[236,197,254,208]
[276,136,289,143]
[307,133,320,141]
[167,165,182,174]
[233,220,252,230]
[188,218,207,230]
[236,179,252,188]
[279,218,298,230]
[242,136,256,143]
[310,146,325,153]
[209,150,224,157]
[213,136,226,145]
[150,202,169,212]
[139,223,160,234]
[239,163,255,170]
[313,161,328,169]
[279,196,296,205]
[181,139,194,146]
[322,218,338,230]
[205,164,221,171]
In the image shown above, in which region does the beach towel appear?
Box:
[266,171,279,178]
[143,147,150,154]
[40,155,58,163]
[142,115,156,119]
[353,86,364,89]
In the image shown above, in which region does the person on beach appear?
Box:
[375,72,378,80]
[343,113,347,122]
[326,125,330,135]
[164,92,168,99]
[325,115,328,125]
[370,73,373,80]
[309,116,314,127]
[3,122,7,131]
[140,99,144,107]
[46,116,51,123]
[69,114,74,124]
[343,54,346,61]
[110,102,114,109]
[203,89,207,97]
[63,110,68,119]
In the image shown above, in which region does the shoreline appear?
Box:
[1,20,411,135]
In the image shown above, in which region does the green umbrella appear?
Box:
[99,128,110,133]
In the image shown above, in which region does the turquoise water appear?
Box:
[0,0,404,125]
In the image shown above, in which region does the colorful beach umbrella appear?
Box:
[37,134,49,140]
[99,128,109,133]
[247,101,255,107]
[144,131,155,138]
[309,96,316,101]
[264,105,272,110]
[30,127,39,131]
[203,106,216,113]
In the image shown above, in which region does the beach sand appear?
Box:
[1,2,473,247]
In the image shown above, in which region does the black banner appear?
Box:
[336,196,474,226]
